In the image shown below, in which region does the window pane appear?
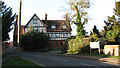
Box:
[63,34,67,37]
[33,19,37,24]
[51,26,56,29]
[34,27,37,30]
[49,34,52,37]
[56,34,59,37]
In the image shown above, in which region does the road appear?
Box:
[6,49,119,68]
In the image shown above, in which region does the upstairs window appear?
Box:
[49,34,52,37]
[33,19,37,24]
[63,34,67,37]
[56,34,60,38]
[51,26,56,29]
[63,25,66,29]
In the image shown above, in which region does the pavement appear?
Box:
[50,50,120,65]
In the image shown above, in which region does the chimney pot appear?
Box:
[45,13,47,25]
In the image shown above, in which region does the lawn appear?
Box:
[2,56,44,68]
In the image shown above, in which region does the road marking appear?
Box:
[50,57,68,62]
[81,63,93,66]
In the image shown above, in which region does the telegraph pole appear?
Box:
[17,0,22,61]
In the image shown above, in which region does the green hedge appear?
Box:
[21,30,50,51]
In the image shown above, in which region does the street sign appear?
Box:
[90,42,99,49]
[90,41,100,54]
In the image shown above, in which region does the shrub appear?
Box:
[67,36,91,54]
[80,37,91,53]
[62,36,76,53]
[21,30,50,51]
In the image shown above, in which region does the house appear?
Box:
[14,14,72,49]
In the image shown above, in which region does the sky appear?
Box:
[2,0,120,42]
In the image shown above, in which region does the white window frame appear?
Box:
[63,34,67,37]
[49,34,52,37]
[56,34,60,37]
[51,26,56,29]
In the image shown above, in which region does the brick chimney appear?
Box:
[45,13,47,24]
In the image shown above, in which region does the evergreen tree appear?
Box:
[91,25,100,42]
[2,1,16,42]
[103,1,120,44]
[92,25,101,37]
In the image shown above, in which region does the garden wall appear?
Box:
[104,45,120,56]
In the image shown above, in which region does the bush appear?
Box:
[21,30,50,51]
[67,36,91,54]
[62,36,76,53]
[80,37,91,53]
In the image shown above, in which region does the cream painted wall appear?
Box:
[25,16,46,33]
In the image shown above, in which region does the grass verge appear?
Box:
[58,53,120,59]
[78,53,120,59]
[2,56,44,68]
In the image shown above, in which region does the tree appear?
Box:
[114,1,120,15]
[68,0,90,38]
[2,1,16,43]
[92,25,100,36]
[90,25,101,42]
[103,1,120,44]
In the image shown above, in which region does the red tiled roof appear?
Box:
[14,25,25,35]
[42,20,72,32]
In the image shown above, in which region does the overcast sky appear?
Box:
[2,0,119,42]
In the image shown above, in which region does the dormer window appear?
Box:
[63,25,66,29]
[33,19,37,24]
[51,26,56,29]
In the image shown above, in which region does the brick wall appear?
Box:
[49,40,65,49]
